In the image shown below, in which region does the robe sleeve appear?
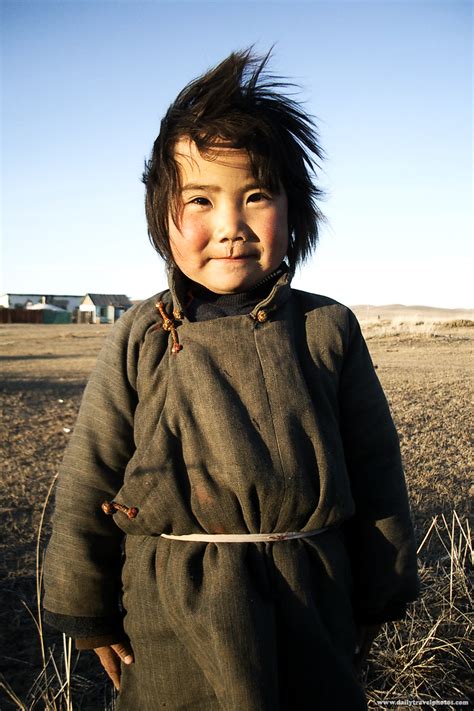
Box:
[43,302,152,635]
[338,310,419,624]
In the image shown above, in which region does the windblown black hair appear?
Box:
[143,47,325,272]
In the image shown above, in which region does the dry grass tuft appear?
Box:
[365,513,473,709]
[441,319,474,329]
[0,473,73,711]
[0,472,116,711]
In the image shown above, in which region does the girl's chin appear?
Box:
[199,279,255,294]
[195,262,267,293]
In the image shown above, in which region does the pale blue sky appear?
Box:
[2,0,472,307]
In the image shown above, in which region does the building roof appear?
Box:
[1,293,82,299]
[85,294,132,307]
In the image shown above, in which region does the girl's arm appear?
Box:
[43,298,163,639]
[338,310,419,624]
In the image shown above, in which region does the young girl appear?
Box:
[44,49,419,710]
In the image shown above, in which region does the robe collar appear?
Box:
[166,261,293,323]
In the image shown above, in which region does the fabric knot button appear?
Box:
[155,301,183,354]
[101,500,139,519]
[256,309,268,323]
[173,308,184,320]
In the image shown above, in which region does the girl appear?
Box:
[44,49,419,710]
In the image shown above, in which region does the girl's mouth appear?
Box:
[215,253,256,261]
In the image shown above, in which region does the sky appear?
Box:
[1,0,472,308]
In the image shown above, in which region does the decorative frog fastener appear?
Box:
[155,301,183,353]
[102,501,138,519]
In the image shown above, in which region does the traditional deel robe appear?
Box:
[43,265,419,710]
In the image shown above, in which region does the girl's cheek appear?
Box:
[180,214,210,249]
[254,208,288,245]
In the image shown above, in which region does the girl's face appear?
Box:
[168,139,288,294]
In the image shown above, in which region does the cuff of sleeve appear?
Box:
[75,633,128,650]
[44,609,124,639]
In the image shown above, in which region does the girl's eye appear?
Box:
[247,192,270,203]
[190,197,210,206]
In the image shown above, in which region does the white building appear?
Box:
[0,293,83,311]
[79,294,133,324]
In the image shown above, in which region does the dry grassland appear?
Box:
[1,312,472,710]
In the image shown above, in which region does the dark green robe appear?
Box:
[44,267,419,710]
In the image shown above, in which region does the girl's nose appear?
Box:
[213,205,247,243]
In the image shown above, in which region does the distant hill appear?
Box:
[351,304,474,322]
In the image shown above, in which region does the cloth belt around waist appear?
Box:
[161,526,331,543]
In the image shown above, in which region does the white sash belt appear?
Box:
[161,527,331,543]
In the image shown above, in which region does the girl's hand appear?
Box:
[94,642,134,690]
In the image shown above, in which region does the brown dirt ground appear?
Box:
[1,322,472,709]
